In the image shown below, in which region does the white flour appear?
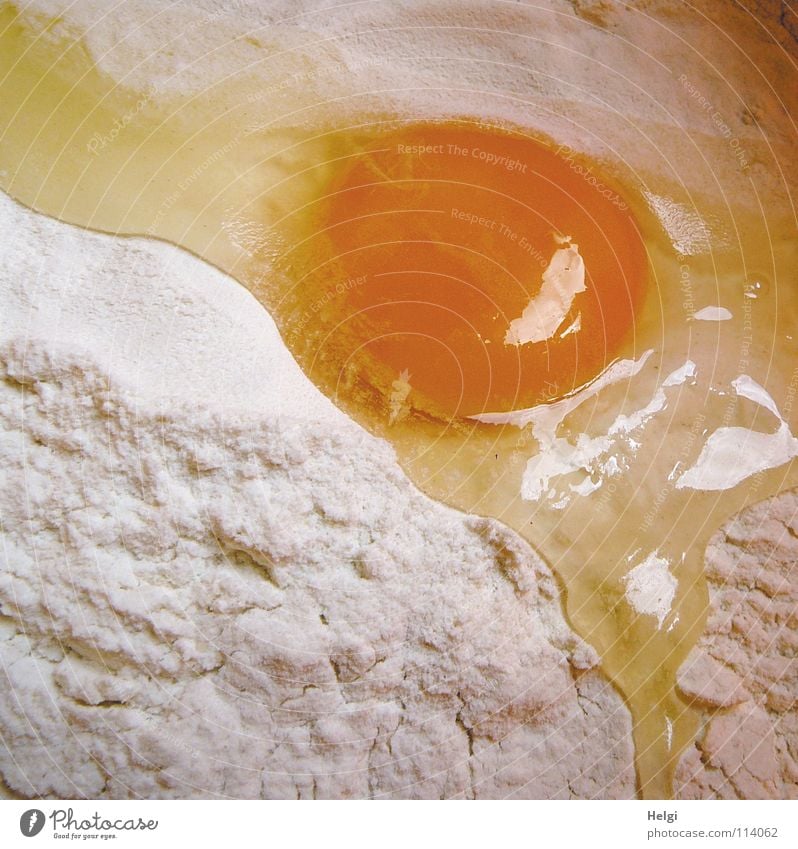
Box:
[1,0,796,800]
[0,191,635,798]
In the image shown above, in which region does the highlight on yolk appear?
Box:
[292,122,647,420]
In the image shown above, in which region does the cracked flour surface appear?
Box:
[3,192,796,800]
[0,193,636,799]
[675,492,798,799]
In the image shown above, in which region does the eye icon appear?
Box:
[20,810,45,837]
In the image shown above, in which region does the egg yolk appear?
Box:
[301,122,647,419]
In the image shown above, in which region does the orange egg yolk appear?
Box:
[305,122,647,419]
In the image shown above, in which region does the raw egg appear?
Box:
[292,122,646,419]
[2,4,796,801]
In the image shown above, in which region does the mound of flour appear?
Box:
[0,193,636,798]
[2,0,795,801]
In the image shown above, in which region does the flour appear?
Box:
[1,0,796,801]
[675,491,798,799]
[623,552,677,630]
[0,191,635,799]
[643,193,713,256]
